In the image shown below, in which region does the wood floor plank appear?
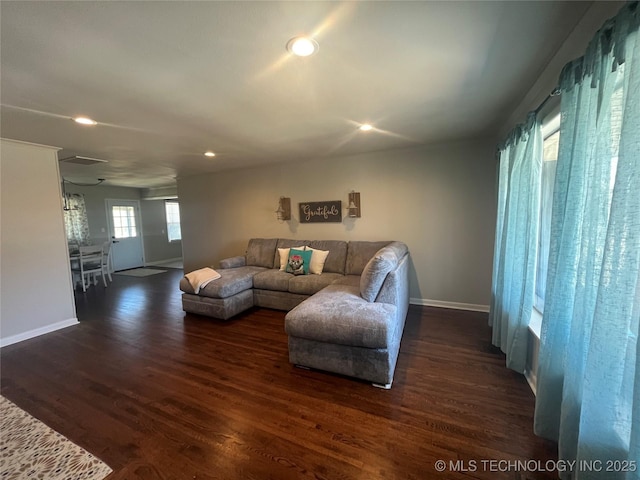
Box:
[1,269,557,479]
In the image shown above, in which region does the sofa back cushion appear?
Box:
[377,253,410,326]
[246,238,278,268]
[346,241,390,275]
[307,240,347,274]
[384,241,409,261]
[359,242,409,302]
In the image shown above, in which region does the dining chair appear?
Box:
[101,241,113,283]
[71,245,105,292]
[68,243,80,255]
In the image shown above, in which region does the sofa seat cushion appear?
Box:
[285,285,396,349]
[253,270,292,291]
[330,275,360,287]
[288,273,343,295]
[180,266,265,299]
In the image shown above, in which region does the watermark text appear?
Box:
[433,459,637,474]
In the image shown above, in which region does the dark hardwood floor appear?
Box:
[1,269,557,479]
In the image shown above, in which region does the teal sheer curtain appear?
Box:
[534,3,639,477]
[489,113,542,373]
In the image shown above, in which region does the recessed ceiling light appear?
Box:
[286,36,319,57]
[73,116,97,126]
[204,151,216,157]
[359,124,373,131]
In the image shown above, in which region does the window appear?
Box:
[534,115,560,313]
[608,72,624,194]
[165,201,181,242]
[112,205,138,239]
[534,75,624,315]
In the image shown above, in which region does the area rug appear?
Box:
[114,268,167,277]
[0,395,113,480]
[152,260,183,269]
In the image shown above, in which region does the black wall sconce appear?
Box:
[347,191,361,218]
[276,196,291,221]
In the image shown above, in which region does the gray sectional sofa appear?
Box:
[180,238,410,388]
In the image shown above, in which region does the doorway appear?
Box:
[105,199,145,271]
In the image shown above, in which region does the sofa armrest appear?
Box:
[220,256,246,269]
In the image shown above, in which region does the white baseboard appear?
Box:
[145,257,182,266]
[409,298,490,313]
[0,318,79,348]
[525,368,537,396]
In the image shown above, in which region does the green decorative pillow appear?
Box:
[286,248,312,275]
[278,246,306,271]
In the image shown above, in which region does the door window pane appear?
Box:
[112,206,137,239]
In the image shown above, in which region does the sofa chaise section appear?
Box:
[284,242,410,388]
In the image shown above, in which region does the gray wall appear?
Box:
[178,139,496,308]
[65,184,141,246]
[140,199,183,263]
[1,139,77,346]
[65,184,182,264]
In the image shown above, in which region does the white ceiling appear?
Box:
[1,1,592,188]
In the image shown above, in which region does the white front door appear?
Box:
[106,199,145,271]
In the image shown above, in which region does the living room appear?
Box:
[1,1,638,479]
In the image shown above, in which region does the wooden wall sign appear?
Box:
[299,201,342,223]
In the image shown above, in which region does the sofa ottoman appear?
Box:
[180,266,265,320]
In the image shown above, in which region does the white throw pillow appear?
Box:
[306,247,330,275]
[278,246,305,270]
